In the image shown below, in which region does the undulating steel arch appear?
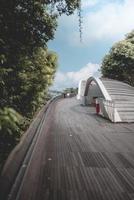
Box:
[80,76,134,122]
[84,76,111,100]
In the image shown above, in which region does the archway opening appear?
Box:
[85,80,104,106]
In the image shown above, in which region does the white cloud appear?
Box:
[62,0,134,46]
[51,63,100,90]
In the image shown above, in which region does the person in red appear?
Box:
[95,98,100,114]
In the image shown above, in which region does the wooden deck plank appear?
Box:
[1,97,134,200]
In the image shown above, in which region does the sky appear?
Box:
[48,0,134,91]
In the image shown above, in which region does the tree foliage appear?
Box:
[0,0,80,167]
[101,30,134,86]
[0,108,22,151]
[45,0,81,15]
[17,48,58,116]
[0,48,58,115]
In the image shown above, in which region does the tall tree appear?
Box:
[0,0,81,109]
[0,0,81,161]
[101,30,134,86]
[0,0,81,57]
[16,48,58,116]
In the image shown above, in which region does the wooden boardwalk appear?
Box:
[1,97,134,200]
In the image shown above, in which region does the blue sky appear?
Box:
[48,0,134,90]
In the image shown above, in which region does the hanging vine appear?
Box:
[77,0,83,42]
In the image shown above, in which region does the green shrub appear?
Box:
[0,107,22,151]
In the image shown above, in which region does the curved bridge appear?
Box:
[1,97,134,200]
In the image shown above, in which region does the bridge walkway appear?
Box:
[1,97,134,200]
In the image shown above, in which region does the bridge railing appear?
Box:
[98,98,116,122]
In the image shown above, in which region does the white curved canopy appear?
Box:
[83,77,134,122]
[84,76,111,100]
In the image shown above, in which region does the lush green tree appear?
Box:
[0,1,56,68]
[0,107,23,171]
[0,107,22,151]
[101,30,134,86]
[0,0,80,110]
[0,0,80,57]
[0,0,81,169]
[0,48,57,116]
[17,48,58,116]
[0,0,81,109]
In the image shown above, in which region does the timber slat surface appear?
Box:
[2,98,134,200]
